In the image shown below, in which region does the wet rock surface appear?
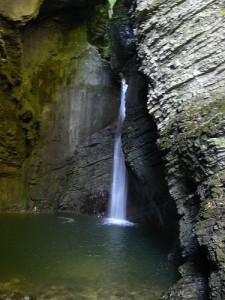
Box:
[23,19,119,213]
[123,70,177,232]
[110,0,178,238]
[28,125,116,215]
[135,0,225,298]
[0,0,119,211]
[161,275,208,300]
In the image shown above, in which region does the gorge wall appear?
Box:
[0,0,119,213]
[0,0,225,299]
[133,0,225,299]
[110,0,178,238]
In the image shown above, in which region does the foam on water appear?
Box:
[103,218,134,226]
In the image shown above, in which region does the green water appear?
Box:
[0,214,178,299]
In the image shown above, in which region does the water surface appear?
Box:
[0,213,178,299]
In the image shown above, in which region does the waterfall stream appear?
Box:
[106,79,132,226]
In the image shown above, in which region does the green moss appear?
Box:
[0,174,27,211]
[216,251,225,267]
[158,97,225,195]
[211,138,225,147]
[18,100,34,122]
[218,9,225,16]
[159,136,172,151]
[0,7,114,210]
[108,0,117,18]
[202,126,210,133]
[87,4,110,60]
[160,98,225,148]
[108,0,117,7]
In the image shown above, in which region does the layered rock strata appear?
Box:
[135,0,225,298]
[0,0,119,212]
[110,0,178,238]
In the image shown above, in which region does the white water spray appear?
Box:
[105,79,132,226]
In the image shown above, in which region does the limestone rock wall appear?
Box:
[0,17,38,209]
[135,0,225,298]
[24,11,119,212]
[123,70,177,230]
[0,0,119,213]
[0,0,42,23]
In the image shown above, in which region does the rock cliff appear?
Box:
[110,0,179,250]
[1,0,225,298]
[0,0,119,213]
[134,0,225,298]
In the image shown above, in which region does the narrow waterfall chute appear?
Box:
[105,79,133,226]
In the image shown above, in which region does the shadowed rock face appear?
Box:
[123,69,177,233]
[24,17,119,210]
[0,0,106,23]
[110,0,178,238]
[0,0,120,212]
[40,0,106,13]
[135,0,225,298]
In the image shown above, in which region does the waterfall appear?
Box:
[105,79,132,226]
